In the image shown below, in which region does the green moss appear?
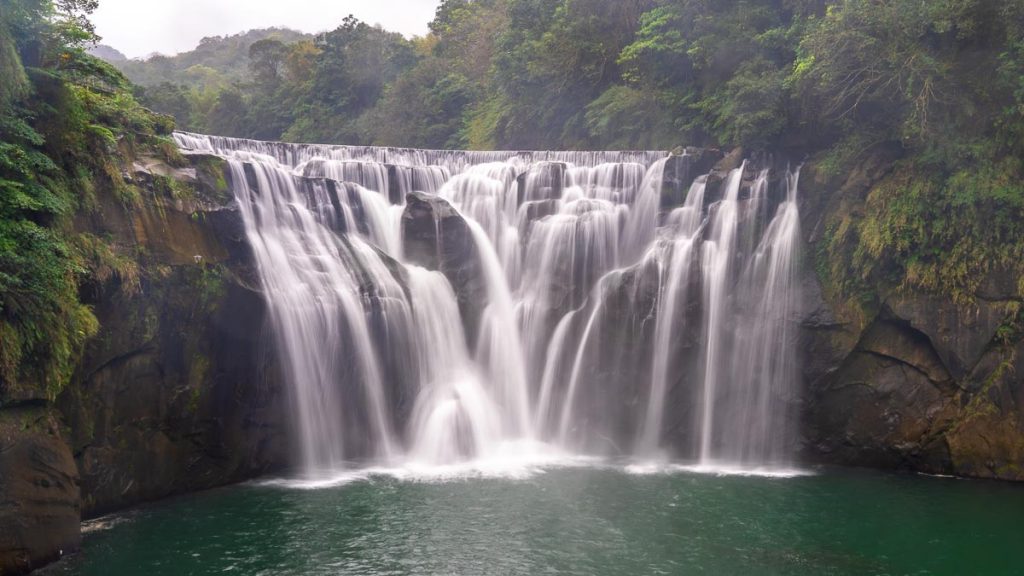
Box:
[0,2,198,401]
[192,155,232,205]
[153,174,195,203]
[995,304,1024,347]
[154,136,186,166]
[994,461,1024,479]
[194,264,227,312]
[816,208,879,331]
[213,168,229,195]
[74,233,141,295]
[824,156,1024,306]
[948,307,1021,442]
[186,354,210,414]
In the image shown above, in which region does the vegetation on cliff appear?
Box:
[806,0,1024,306]
[0,0,175,400]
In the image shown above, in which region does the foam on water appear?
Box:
[258,443,605,489]
[261,453,814,491]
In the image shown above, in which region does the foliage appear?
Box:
[846,155,1024,304]
[0,0,170,400]
[111,28,311,89]
[366,59,474,149]
[280,17,417,143]
[584,85,677,149]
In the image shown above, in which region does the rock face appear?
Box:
[566,257,665,453]
[402,191,487,343]
[0,151,289,573]
[797,152,1024,481]
[59,153,288,518]
[0,407,80,575]
[516,162,565,203]
[660,149,723,213]
[60,274,287,518]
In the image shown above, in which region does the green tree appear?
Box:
[283,16,416,143]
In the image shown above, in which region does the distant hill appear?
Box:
[106,28,312,90]
[88,44,127,62]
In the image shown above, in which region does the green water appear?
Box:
[42,466,1023,576]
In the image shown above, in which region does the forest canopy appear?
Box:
[111,0,1024,159]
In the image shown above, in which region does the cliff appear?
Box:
[0,153,288,574]
[798,151,1024,480]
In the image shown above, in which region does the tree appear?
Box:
[249,38,288,87]
[207,88,249,137]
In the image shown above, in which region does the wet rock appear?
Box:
[61,275,287,518]
[558,258,661,455]
[660,154,697,213]
[887,295,1018,379]
[0,151,287,574]
[131,155,198,183]
[797,146,1024,481]
[660,149,723,214]
[702,148,747,205]
[0,407,80,575]
[805,310,1024,482]
[401,191,487,344]
[521,199,560,223]
[945,338,1024,481]
[715,147,746,174]
[518,200,560,246]
[799,273,861,393]
[516,162,566,204]
[803,318,959,473]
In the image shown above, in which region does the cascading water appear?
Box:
[175,132,804,477]
[637,176,707,457]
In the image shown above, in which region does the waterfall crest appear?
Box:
[176,132,804,476]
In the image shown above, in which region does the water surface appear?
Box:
[44,466,1023,575]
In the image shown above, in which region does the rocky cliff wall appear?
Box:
[58,154,288,518]
[0,153,289,574]
[797,152,1024,481]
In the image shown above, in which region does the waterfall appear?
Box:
[405,266,500,465]
[698,164,745,463]
[637,176,707,457]
[175,132,804,476]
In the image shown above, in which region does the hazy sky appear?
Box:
[92,0,441,58]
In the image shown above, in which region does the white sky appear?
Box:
[92,0,441,59]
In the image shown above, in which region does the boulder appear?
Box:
[0,407,80,575]
[516,162,566,204]
[660,149,723,213]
